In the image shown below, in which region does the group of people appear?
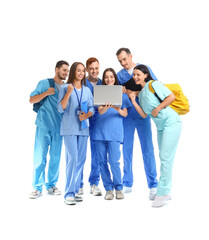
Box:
[29,48,182,208]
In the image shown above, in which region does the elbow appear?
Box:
[29,97,34,104]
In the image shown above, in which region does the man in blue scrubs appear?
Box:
[79,57,103,196]
[116,48,158,199]
[29,60,69,199]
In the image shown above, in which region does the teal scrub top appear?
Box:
[30,79,63,133]
[92,93,132,143]
[117,63,157,120]
[139,81,182,130]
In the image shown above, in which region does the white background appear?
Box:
[0,0,209,239]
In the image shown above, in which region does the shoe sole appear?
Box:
[93,192,102,196]
[75,199,83,202]
[64,200,76,205]
[29,193,42,199]
[48,192,61,195]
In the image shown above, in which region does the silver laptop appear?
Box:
[94,85,122,106]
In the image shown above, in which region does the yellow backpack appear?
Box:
[148,80,190,115]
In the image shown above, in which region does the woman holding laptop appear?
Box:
[92,68,132,200]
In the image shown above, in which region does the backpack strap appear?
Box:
[148,80,155,93]
[148,80,163,103]
[48,78,55,87]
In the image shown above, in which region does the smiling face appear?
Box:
[104,71,116,85]
[56,64,69,80]
[75,64,85,82]
[86,61,100,80]
[133,69,148,87]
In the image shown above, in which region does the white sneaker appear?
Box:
[47,186,61,195]
[116,190,124,200]
[123,186,132,194]
[29,190,42,199]
[75,194,83,202]
[152,194,172,208]
[64,197,76,205]
[90,185,102,196]
[78,188,84,195]
[104,190,114,200]
[149,188,157,200]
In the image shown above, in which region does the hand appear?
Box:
[104,102,112,109]
[129,92,136,103]
[67,84,74,92]
[151,107,160,117]
[122,86,127,94]
[47,87,55,96]
[79,111,87,121]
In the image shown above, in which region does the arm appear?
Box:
[129,92,147,118]
[79,111,93,121]
[29,87,55,103]
[151,93,175,117]
[60,84,74,110]
[112,106,128,117]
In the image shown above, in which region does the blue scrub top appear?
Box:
[139,81,182,130]
[86,78,102,94]
[57,84,94,136]
[30,79,63,133]
[86,78,102,128]
[117,63,157,119]
[92,93,132,143]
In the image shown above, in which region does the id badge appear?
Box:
[76,108,81,115]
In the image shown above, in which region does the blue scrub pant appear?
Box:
[157,122,182,196]
[64,135,88,198]
[80,129,100,188]
[95,140,123,191]
[122,115,158,188]
[32,126,63,192]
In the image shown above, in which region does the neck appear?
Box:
[73,80,82,89]
[53,76,63,85]
[141,82,146,89]
[87,75,98,83]
[127,62,137,70]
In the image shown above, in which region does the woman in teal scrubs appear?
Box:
[129,64,182,207]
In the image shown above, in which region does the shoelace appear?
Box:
[51,187,58,192]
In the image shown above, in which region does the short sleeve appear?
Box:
[30,80,49,97]
[152,81,172,101]
[121,93,132,109]
[57,84,67,113]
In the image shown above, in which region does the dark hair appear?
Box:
[116,48,131,56]
[102,68,118,85]
[55,60,69,69]
[86,57,99,68]
[134,64,153,82]
[66,62,86,86]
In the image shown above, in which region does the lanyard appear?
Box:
[73,84,83,108]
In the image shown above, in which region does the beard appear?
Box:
[58,72,67,80]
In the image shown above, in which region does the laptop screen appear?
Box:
[93,85,122,106]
